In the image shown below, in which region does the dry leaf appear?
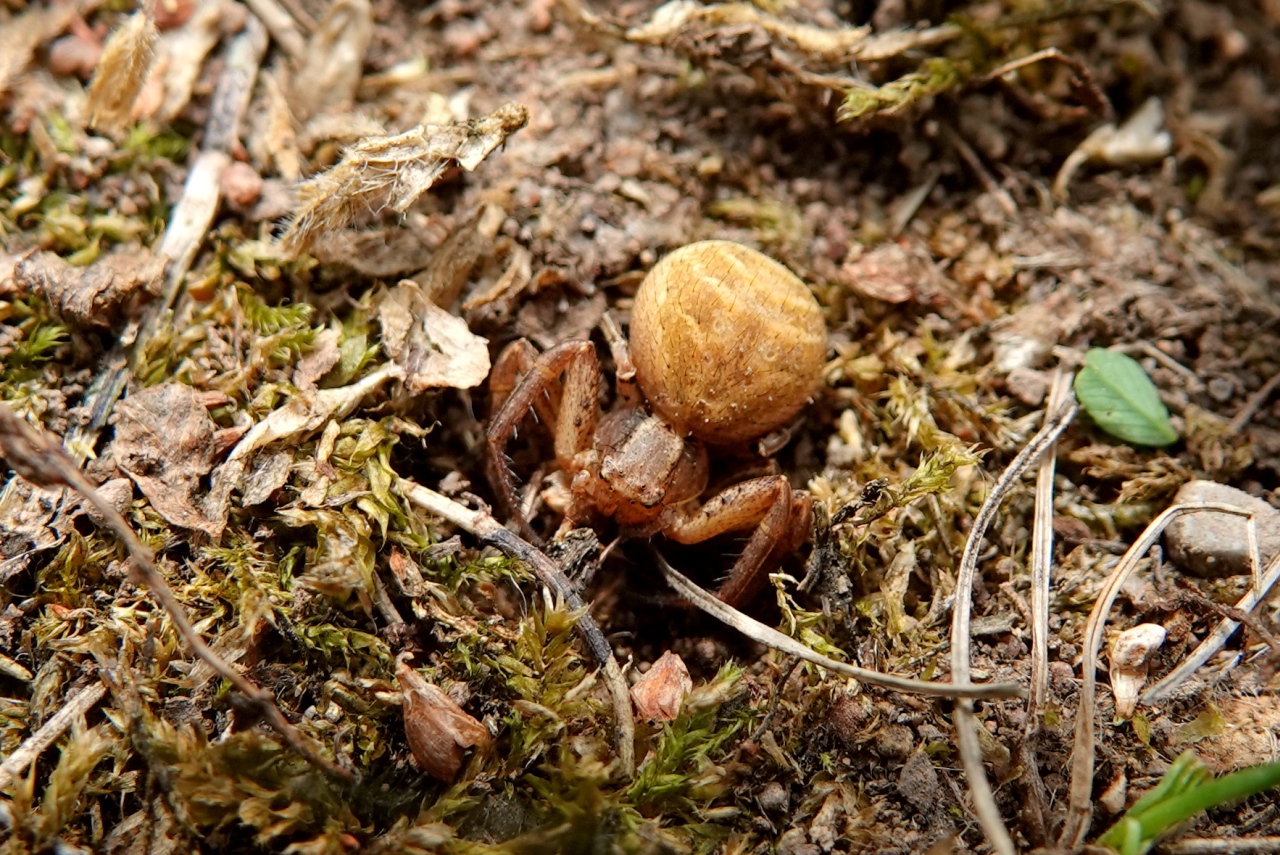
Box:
[290,0,373,120]
[838,243,916,304]
[379,281,490,392]
[396,660,492,780]
[625,1,872,61]
[110,383,222,536]
[15,247,165,329]
[630,651,692,721]
[87,11,159,134]
[624,1,958,64]
[411,205,504,307]
[0,5,78,99]
[278,102,528,255]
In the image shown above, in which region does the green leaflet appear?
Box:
[1074,348,1178,447]
[1097,751,1280,855]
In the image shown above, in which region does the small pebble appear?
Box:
[153,0,196,30]
[1165,480,1280,577]
[221,161,264,208]
[48,35,102,80]
[1207,375,1234,402]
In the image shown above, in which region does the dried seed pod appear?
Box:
[630,240,827,446]
[1108,623,1167,719]
[630,650,692,721]
[396,660,492,780]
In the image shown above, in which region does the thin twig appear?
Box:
[1144,550,1280,703]
[0,680,107,792]
[656,553,1024,700]
[66,16,268,458]
[1018,371,1074,848]
[1166,838,1280,854]
[747,656,804,744]
[950,395,1079,855]
[1229,367,1280,436]
[0,403,354,782]
[242,0,307,58]
[394,477,636,775]
[1058,502,1260,849]
[1030,372,1072,716]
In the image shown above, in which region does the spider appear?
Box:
[486,240,828,606]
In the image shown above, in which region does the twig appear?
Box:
[747,656,803,744]
[394,477,636,775]
[1019,370,1074,847]
[1166,838,1280,854]
[65,16,267,458]
[1030,372,1073,716]
[1144,549,1280,703]
[0,403,354,782]
[950,395,1079,855]
[656,553,1024,700]
[1229,367,1280,435]
[0,681,107,792]
[1173,577,1280,653]
[1058,502,1260,849]
[242,0,307,58]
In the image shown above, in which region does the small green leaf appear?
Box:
[1074,349,1178,447]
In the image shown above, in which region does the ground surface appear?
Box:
[1,0,1280,853]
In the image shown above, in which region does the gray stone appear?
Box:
[1164,480,1280,578]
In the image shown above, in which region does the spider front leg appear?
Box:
[661,475,812,606]
[486,340,601,542]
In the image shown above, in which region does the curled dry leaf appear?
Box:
[110,383,224,536]
[14,248,165,329]
[396,660,492,780]
[1054,97,1172,200]
[1108,622,1167,719]
[630,650,693,721]
[290,0,373,120]
[87,11,159,134]
[278,102,529,255]
[378,281,490,392]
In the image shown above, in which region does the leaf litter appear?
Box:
[2,0,1280,853]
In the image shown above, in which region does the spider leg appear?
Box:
[486,340,600,542]
[662,475,812,606]
[489,339,559,429]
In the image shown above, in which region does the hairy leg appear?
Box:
[486,340,600,541]
[662,475,812,606]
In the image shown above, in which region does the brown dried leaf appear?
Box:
[111,383,223,536]
[378,281,490,392]
[0,5,79,98]
[292,327,343,390]
[625,1,872,61]
[311,229,435,278]
[629,650,692,721]
[87,11,159,134]
[396,660,492,780]
[15,248,164,329]
[412,205,504,308]
[839,243,916,304]
[289,0,373,120]
[278,102,529,255]
[624,1,958,64]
